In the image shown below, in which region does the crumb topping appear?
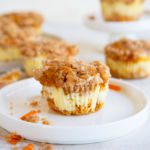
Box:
[1,11,43,28]
[35,59,110,94]
[105,38,150,62]
[20,38,78,58]
[0,17,37,48]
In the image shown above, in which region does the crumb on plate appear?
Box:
[20,110,40,123]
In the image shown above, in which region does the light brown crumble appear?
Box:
[1,12,43,28]
[41,118,50,125]
[105,38,150,62]
[20,38,79,58]
[35,59,110,95]
[20,110,40,123]
[5,132,23,145]
[30,100,39,107]
[40,143,53,150]
[22,143,35,150]
[0,17,37,48]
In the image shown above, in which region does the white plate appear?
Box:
[0,78,148,144]
[84,11,150,34]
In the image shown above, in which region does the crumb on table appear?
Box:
[5,132,23,145]
[22,143,35,150]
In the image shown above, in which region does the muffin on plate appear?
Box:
[35,59,110,115]
[105,38,150,79]
[0,17,37,62]
[21,38,78,76]
[1,11,44,33]
[101,0,144,21]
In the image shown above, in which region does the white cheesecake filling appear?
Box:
[101,1,143,18]
[43,84,108,112]
[107,57,150,77]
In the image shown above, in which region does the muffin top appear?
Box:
[101,0,144,4]
[1,11,43,28]
[105,38,150,62]
[35,59,110,94]
[20,38,79,58]
[0,17,38,48]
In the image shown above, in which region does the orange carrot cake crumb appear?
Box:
[22,143,35,150]
[41,118,50,125]
[109,84,121,92]
[40,143,53,150]
[5,132,23,145]
[30,100,39,107]
[20,110,40,123]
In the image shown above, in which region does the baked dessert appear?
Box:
[0,17,37,62]
[21,38,79,76]
[1,11,43,33]
[35,59,110,115]
[101,0,144,21]
[0,69,21,88]
[105,38,150,79]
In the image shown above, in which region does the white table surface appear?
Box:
[0,23,150,150]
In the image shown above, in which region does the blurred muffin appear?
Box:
[0,17,37,62]
[1,11,43,33]
[35,59,110,115]
[105,38,150,79]
[101,0,144,21]
[21,38,79,76]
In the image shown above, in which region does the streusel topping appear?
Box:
[1,11,43,28]
[20,38,79,58]
[35,59,110,94]
[105,38,150,62]
[0,17,37,48]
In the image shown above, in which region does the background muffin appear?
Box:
[35,59,110,115]
[21,38,79,76]
[1,11,44,33]
[0,17,37,62]
[105,38,150,79]
[101,0,144,21]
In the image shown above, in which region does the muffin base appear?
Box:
[106,57,150,79]
[47,98,104,115]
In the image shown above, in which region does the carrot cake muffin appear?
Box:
[35,59,110,115]
[101,0,144,21]
[21,39,78,76]
[1,11,43,33]
[105,38,150,79]
[0,17,37,62]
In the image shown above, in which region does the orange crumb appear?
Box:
[30,101,39,107]
[41,118,50,125]
[109,84,121,92]
[40,143,53,150]
[12,146,19,150]
[22,143,35,150]
[5,132,23,145]
[20,110,40,123]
